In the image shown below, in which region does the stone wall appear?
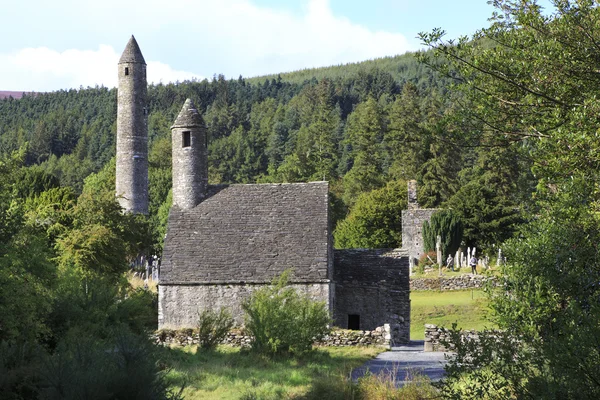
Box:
[424,324,500,352]
[333,248,410,345]
[401,208,437,268]
[410,275,490,291]
[154,325,391,348]
[158,282,331,328]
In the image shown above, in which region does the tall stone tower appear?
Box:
[116,35,148,214]
[171,98,208,209]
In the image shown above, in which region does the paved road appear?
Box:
[351,341,450,386]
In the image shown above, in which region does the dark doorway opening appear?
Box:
[348,314,360,330]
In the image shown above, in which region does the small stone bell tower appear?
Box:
[116,35,148,214]
[171,98,207,209]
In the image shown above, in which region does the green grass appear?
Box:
[410,289,494,340]
[159,345,383,399]
[159,289,493,397]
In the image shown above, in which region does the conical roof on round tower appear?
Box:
[119,35,146,64]
[172,98,204,128]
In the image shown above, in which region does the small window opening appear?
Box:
[124,67,129,76]
[182,131,191,148]
[348,314,360,330]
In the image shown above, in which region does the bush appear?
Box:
[196,307,234,350]
[242,270,331,355]
[417,251,437,274]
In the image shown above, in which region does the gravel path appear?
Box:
[351,340,450,386]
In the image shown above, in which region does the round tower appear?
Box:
[171,98,208,209]
[116,35,148,214]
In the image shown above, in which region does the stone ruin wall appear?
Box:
[154,325,392,348]
[333,248,410,345]
[401,180,438,269]
[410,274,491,291]
[401,208,437,268]
[423,324,505,352]
[158,282,332,328]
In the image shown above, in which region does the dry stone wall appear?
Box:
[410,274,491,291]
[424,324,502,352]
[154,325,391,348]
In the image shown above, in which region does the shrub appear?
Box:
[418,251,437,268]
[196,307,234,350]
[242,270,331,355]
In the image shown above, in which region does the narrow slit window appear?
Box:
[348,314,360,330]
[124,67,129,76]
[182,131,191,148]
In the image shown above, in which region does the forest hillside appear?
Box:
[0,47,530,253]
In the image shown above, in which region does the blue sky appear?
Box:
[0,0,554,91]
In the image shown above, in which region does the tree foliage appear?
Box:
[422,209,463,257]
[419,1,600,397]
[334,180,407,249]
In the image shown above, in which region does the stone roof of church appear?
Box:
[172,98,203,128]
[119,35,146,64]
[160,181,331,284]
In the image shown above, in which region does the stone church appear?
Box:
[115,36,425,344]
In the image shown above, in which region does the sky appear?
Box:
[0,0,554,92]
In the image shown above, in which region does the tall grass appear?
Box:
[160,345,382,400]
[304,367,439,400]
[127,271,158,293]
[160,345,441,399]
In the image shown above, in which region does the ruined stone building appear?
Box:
[401,180,437,272]
[116,37,416,344]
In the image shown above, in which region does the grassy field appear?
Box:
[159,290,489,398]
[410,289,493,339]
[160,345,383,399]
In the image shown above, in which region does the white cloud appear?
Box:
[175,0,415,76]
[0,45,203,92]
[0,0,414,90]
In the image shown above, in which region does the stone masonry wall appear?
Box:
[333,248,410,345]
[158,282,331,329]
[410,275,491,291]
[401,208,437,268]
[423,324,502,352]
[171,99,207,210]
[116,38,148,214]
[154,325,392,348]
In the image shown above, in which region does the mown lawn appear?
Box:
[410,289,494,339]
[159,345,383,399]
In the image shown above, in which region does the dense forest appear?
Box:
[0,49,530,254]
